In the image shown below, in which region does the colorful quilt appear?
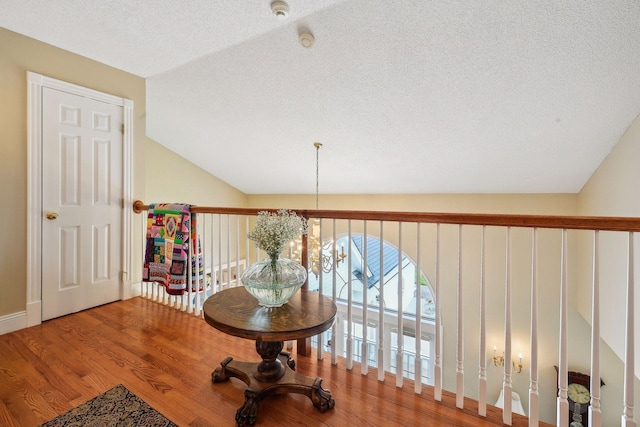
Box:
[142,203,204,295]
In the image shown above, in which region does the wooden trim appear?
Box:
[133,200,640,232]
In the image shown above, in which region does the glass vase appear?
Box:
[241,256,307,307]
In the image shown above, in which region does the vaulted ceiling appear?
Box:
[2,1,639,194]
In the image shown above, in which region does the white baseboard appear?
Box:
[2,286,141,336]
[130,281,142,298]
[0,310,27,335]
[26,300,41,327]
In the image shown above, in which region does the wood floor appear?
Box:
[0,297,550,427]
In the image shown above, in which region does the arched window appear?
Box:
[307,234,435,384]
[307,234,435,320]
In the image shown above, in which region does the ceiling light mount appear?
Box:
[299,32,315,48]
[271,1,290,19]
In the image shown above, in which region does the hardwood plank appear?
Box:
[0,297,552,426]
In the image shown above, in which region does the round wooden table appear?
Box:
[203,286,337,427]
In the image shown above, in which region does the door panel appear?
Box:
[60,226,79,289]
[41,87,123,321]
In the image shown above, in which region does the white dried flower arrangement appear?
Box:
[248,209,308,259]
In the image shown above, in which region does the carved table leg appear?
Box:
[310,377,335,412]
[212,356,233,382]
[280,351,296,371]
[235,390,259,427]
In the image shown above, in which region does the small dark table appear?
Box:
[203,286,337,427]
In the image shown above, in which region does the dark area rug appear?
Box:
[39,384,178,427]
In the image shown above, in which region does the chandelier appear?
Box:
[290,142,346,277]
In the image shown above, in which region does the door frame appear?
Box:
[26,71,134,327]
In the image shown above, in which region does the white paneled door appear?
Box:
[41,87,123,321]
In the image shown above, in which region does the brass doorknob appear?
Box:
[46,212,59,220]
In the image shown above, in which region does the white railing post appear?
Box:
[503,227,513,426]
[557,229,569,427]
[590,230,602,427]
[456,224,464,409]
[317,218,325,361]
[235,215,240,287]
[621,232,635,427]
[362,221,369,376]
[396,222,404,388]
[195,215,206,316]
[217,214,222,293]
[529,228,539,427]
[211,214,219,295]
[244,215,250,266]
[331,218,339,366]
[377,221,385,382]
[227,214,231,289]
[479,226,487,417]
[414,222,422,395]
[186,230,193,313]
[434,223,442,401]
[346,221,354,371]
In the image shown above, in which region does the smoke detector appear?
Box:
[299,32,315,48]
[271,1,289,19]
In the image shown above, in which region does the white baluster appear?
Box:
[557,229,569,427]
[236,215,240,288]
[503,227,513,426]
[195,215,206,316]
[362,221,369,376]
[529,228,539,427]
[226,214,231,289]
[378,221,385,382]
[332,218,339,367]
[434,223,442,401]
[397,222,404,389]
[456,224,464,409]
[415,222,422,395]
[590,230,601,427]
[317,218,325,361]
[479,225,487,417]
[622,232,635,427]
[346,220,353,371]
[186,229,193,313]
[209,214,215,294]
[217,214,223,292]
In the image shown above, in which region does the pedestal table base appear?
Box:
[212,341,334,427]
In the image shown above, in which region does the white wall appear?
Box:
[577,112,640,425]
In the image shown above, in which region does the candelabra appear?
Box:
[290,219,347,278]
[492,346,524,373]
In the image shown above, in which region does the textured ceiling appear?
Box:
[3,0,640,195]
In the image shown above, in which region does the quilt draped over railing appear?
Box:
[142,203,203,295]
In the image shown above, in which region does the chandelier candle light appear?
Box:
[291,142,347,277]
[241,209,308,307]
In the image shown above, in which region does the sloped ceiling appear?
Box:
[2,0,640,194]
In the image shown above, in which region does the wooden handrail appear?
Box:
[132,200,640,232]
